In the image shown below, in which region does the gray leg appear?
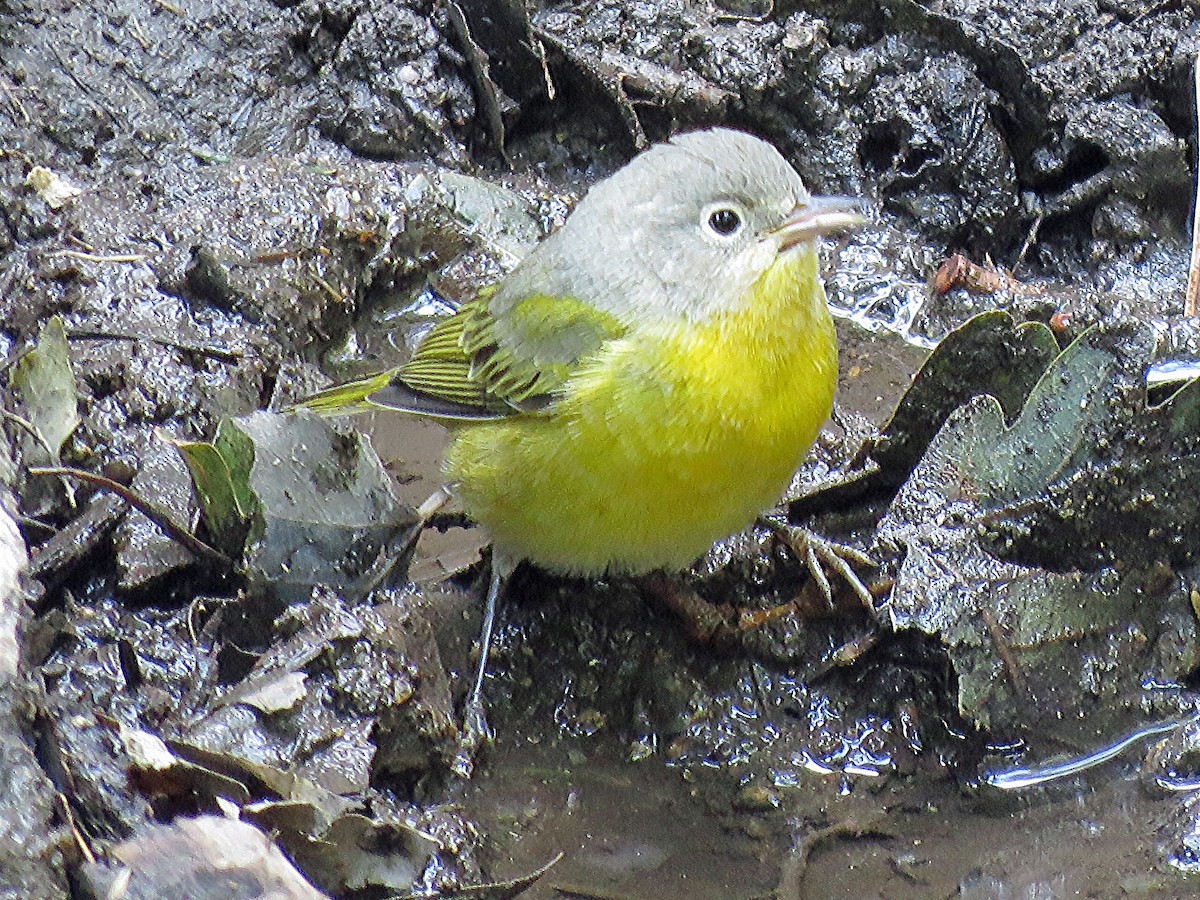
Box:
[452,551,513,779]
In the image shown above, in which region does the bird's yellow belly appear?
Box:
[445,257,837,576]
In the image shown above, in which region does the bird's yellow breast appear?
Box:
[445,248,837,576]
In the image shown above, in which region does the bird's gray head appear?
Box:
[494,128,862,325]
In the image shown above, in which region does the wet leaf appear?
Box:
[224,411,419,602]
[168,738,357,827]
[793,311,1057,516]
[284,812,436,895]
[173,411,418,597]
[231,671,308,714]
[168,432,251,556]
[867,310,1058,485]
[422,852,563,899]
[79,816,327,900]
[115,442,199,590]
[878,322,1200,740]
[12,315,79,461]
[119,722,252,806]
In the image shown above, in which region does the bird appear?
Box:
[297,127,867,772]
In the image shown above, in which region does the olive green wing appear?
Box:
[301,289,625,421]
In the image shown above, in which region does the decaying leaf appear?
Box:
[793,310,1058,515]
[172,411,419,599]
[11,315,79,462]
[79,816,327,900]
[877,321,1200,742]
[284,812,436,895]
[118,722,252,806]
[167,427,253,557]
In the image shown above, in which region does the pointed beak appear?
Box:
[770,195,868,251]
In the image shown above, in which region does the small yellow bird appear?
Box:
[300,128,865,764]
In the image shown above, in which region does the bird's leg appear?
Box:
[761,516,878,615]
[451,550,513,779]
[415,484,453,521]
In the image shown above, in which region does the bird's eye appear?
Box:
[707,207,742,237]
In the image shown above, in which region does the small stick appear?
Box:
[46,250,148,264]
[0,409,59,460]
[66,329,242,363]
[1187,51,1200,318]
[26,466,232,570]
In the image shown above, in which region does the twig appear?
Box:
[66,329,242,363]
[46,250,148,264]
[310,274,345,303]
[1186,51,1200,318]
[553,885,640,900]
[57,794,96,865]
[1012,210,1044,276]
[0,75,29,124]
[15,515,56,537]
[0,409,59,460]
[27,466,232,570]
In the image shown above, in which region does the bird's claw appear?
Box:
[451,696,493,780]
[771,523,877,614]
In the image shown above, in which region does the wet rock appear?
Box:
[0,502,25,677]
[853,49,1021,246]
[0,0,320,170]
[0,502,67,899]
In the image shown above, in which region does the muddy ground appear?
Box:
[3,0,1200,897]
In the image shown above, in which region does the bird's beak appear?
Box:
[771,196,868,251]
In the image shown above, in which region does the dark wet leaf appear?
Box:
[167,737,358,827]
[11,315,79,461]
[114,442,199,591]
[866,311,1058,485]
[235,411,417,601]
[174,589,455,825]
[413,852,563,899]
[988,357,1200,570]
[119,723,252,806]
[179,411,419,601]
[878,322,1200,740]
[795,311,1058,517]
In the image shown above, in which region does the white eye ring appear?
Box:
[702,202,746,239]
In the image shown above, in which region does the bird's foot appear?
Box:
[450,695,494,780]
[766,520,877,615]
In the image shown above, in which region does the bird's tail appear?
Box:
[290,369,400,416]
